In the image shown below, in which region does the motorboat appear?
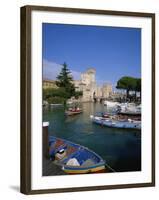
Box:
[90,115,141,130]
[117,103,141,116]
[104,100,120,108]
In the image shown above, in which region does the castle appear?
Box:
[74,68,112,102]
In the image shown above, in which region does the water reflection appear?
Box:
[43,102,141,172]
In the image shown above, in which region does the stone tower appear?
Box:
[102,84,112,98]
[80,68,96,102]
[81,68,96,85]
[73,68,113,102]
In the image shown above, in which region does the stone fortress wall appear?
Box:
[74,68,112,102]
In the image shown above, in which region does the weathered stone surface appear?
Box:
[74,68,112,102]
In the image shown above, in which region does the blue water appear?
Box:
[43,102,141,172]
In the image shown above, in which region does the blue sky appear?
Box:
[42,23,141,87]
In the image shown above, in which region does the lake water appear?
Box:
[43,102,141,172]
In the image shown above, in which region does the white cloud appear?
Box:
[70,70,81,80]
[43,59,81,80]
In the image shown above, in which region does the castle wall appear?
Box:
[74,68,112,102]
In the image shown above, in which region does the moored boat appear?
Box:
[116,103,141,116]
[117,111,141,116]
[49,136,106,174]
[65,108,83,116]
[117,106,141,116]
[90,115,141,130]
[104,100,120,108]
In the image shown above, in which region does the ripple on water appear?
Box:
[43,102,141,172]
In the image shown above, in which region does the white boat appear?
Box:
[117,103,141,116]
[104,101,120,108]
[90,115,141,130]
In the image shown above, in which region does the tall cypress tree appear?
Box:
[56,62,75,98]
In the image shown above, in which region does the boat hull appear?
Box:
[104,101,120,107]
[49,136,106,174]
[91,116,141,130]
[117,103,141,116]
[64,165,106,174]
[65,110,83,116]
[117,111,141,116]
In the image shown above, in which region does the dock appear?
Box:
[43,156,66,176]
[42,122,66,176]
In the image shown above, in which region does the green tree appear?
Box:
[135,78,141,99]
[43,63,83,105]
[74,91,83,99]
[56,62,75,98]
[116,76,137,98]
[43,87,69,104]
[135,78,141,92]
[43,88,68,99]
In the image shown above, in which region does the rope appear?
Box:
[105,163,116,172]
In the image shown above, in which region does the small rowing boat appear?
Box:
[65,108,83,116]
[49,136,106,174]
[90,115,141,130]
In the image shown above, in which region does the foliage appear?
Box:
[74,91,83,99]
[116,76,141,98]
[43,63,83,104]
[47,96,66,104]
[116,76,136,91]
[135,78,141,92]
[43,87,67,99]
[56,62,76,98]
[43,87,68,103]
